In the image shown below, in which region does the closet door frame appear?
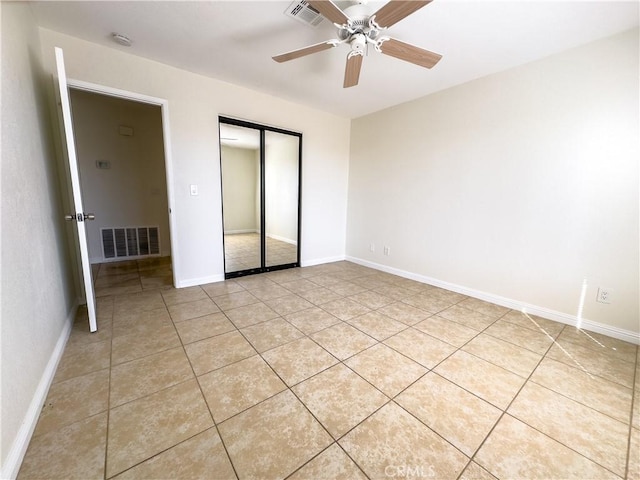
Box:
[219,116,302,279]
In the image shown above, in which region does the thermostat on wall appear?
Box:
[119,125,134,136]
[96,160,111,169]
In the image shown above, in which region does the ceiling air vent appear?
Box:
[284,0,325,28]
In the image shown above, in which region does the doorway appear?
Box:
[219,117,301,278]
[67,86,174,297]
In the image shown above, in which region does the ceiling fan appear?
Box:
[273,0,442,88]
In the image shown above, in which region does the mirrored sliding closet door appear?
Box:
[219,117,301,278]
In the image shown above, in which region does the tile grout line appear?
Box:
[255,339,371,478]
[110,282,226,480]
[218,274,395,478]
[525,364,635,426]
[263,280,515,477]
[103,288,116,480]
[462,321,632,480]
[456,323,563,479]
[105,283,233,477]
[214,269,637,479]
[376,308,516,477]
[624,346,639,480]
[164,285,243,480]
[260,285,484,477]
[384,305,512,478]
[557,335,637,365]
[523,311,596,378]
[227,307,363,479]
[283,367,384,480]
[30,262,637,480]
[104,269,173,478]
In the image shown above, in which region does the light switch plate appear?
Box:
[190,184,198,196]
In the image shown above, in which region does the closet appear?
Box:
[219,117,301,278]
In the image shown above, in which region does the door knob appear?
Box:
[64,213,95,221]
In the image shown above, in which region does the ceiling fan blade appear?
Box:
[343,53,363,88]
[373,0,432,28]
[379,38,442,68]
[273,40,337,63]
[307,0,349,25]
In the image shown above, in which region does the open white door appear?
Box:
[54,47,98,332]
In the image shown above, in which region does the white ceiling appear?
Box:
[30,1,639,118]
[220,124,261,149]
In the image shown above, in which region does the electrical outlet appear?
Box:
[596,287,613,304]
[383,246,390,256]
[369,243,375,253]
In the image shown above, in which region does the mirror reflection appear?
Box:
[265,131,299,267]
[220,125,261,273]
[220,119,301,277]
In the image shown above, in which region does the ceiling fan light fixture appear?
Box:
[112,33,132,47]
[349,33,366,53]
[337,27,351,40]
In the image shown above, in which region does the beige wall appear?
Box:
[265,132,299,244]
[1,3,77,475]
[221,145,259,233]
[38,29,352,284]
[348,28,639,337]
[70,89,170,262]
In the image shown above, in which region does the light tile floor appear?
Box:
[224,233,297,272]
[18,261,640,480]
[92,256,173,297]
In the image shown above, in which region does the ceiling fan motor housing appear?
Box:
[340,4,382,46]
[343,3,372,24]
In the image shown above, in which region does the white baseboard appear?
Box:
[225,229,258,235]
[301,255,346,267]
[566,318,639,345]
[266,233,297,246]
[176,274,226,288]
[90,253,169,265]
[1,302,77,480]
[346,256,640,345]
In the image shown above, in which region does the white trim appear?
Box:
[176,274,226,288]
[160,103,179,286]
[65,78,180,288]
[301,255,346,267]
[266,233,297,246]
[346,256,640,345]
[225,229,259,235]
[67,79,167,107]
[89,254,167,265]
[1,302,77,480]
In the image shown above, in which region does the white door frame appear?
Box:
[66,78,180,288]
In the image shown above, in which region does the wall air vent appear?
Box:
[284,0,325,27]
[101,226,160,259]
